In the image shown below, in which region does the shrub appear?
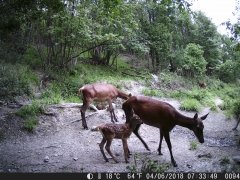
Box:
[216,60,237,83]
[0,63,38,100]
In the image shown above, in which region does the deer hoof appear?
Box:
[173,161,178,167]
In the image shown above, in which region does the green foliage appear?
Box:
[22,46,42,69]
[23,116,39,132]
[193,12,221,72]
[182,43,207,77]
[212,83,240,117]
[158,71,189,91]
[232,101,240,118]
[16,102,44,119]
[16,101,44,132]
[0,63,39,101]
[37,61,133,105]
[126,155,169,173]
[216,60,237,83]
[189,141,198,150]
[220,156,231,165]
[170,87,215,111]
[180,98,201,112]
[141,159,169,173]
[142,88,164,97]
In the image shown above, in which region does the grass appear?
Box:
[219,156,231,165]
[23,116,39,132]
[0,63,39,101]
[180,98,201,112]
[126,154,170,173]
[142,88,165,97]
[16,102,44,118]
[15,101,44,132]
[3,55,240,133]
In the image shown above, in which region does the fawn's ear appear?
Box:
[128,93,132,97]
[201,113,209,120]
[193,113,198,120]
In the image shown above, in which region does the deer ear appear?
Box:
[193,113,198,120]
[201,113,209,120]
[129,93,132,97]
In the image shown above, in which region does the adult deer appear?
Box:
[78,83,131,129]
[94,114,142,163]
[122,95,209,167]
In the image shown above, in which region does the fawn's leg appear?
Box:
[122,138,129,163]
[99,138,108,162]
[105,139,119,163]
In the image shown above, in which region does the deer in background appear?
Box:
[198,81,207,88]
[94,114,142,163]
[78,83,131,129]
[122,95,209,167]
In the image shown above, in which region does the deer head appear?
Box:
[192,113,209,143]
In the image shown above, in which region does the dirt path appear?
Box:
[0,81,239,173]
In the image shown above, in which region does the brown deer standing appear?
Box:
[95,114,142,163]
[198,81,207,88]
[122,95,209,167]
[78,83,131,129]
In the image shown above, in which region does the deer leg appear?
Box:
[127,146,131,157]
[122,138,129,163]
[163,132,177,167]
[105,139,119,163]
[99,138,108,162]
[158,129,164,155]
[80,101,90,130]
[108,100,118,123]
[133,124,150,151]
[232,117,240,131]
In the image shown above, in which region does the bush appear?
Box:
[0,63,38,101]
[216,60,237,83]
[22,46,42,69]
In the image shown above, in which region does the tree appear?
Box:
[192,11,221,75]
[182,43,207,77]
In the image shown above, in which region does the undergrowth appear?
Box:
[3,57,239,132]
[126,154,170,173]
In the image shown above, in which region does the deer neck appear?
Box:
[175,112,194,130]
[117,90,129,100]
